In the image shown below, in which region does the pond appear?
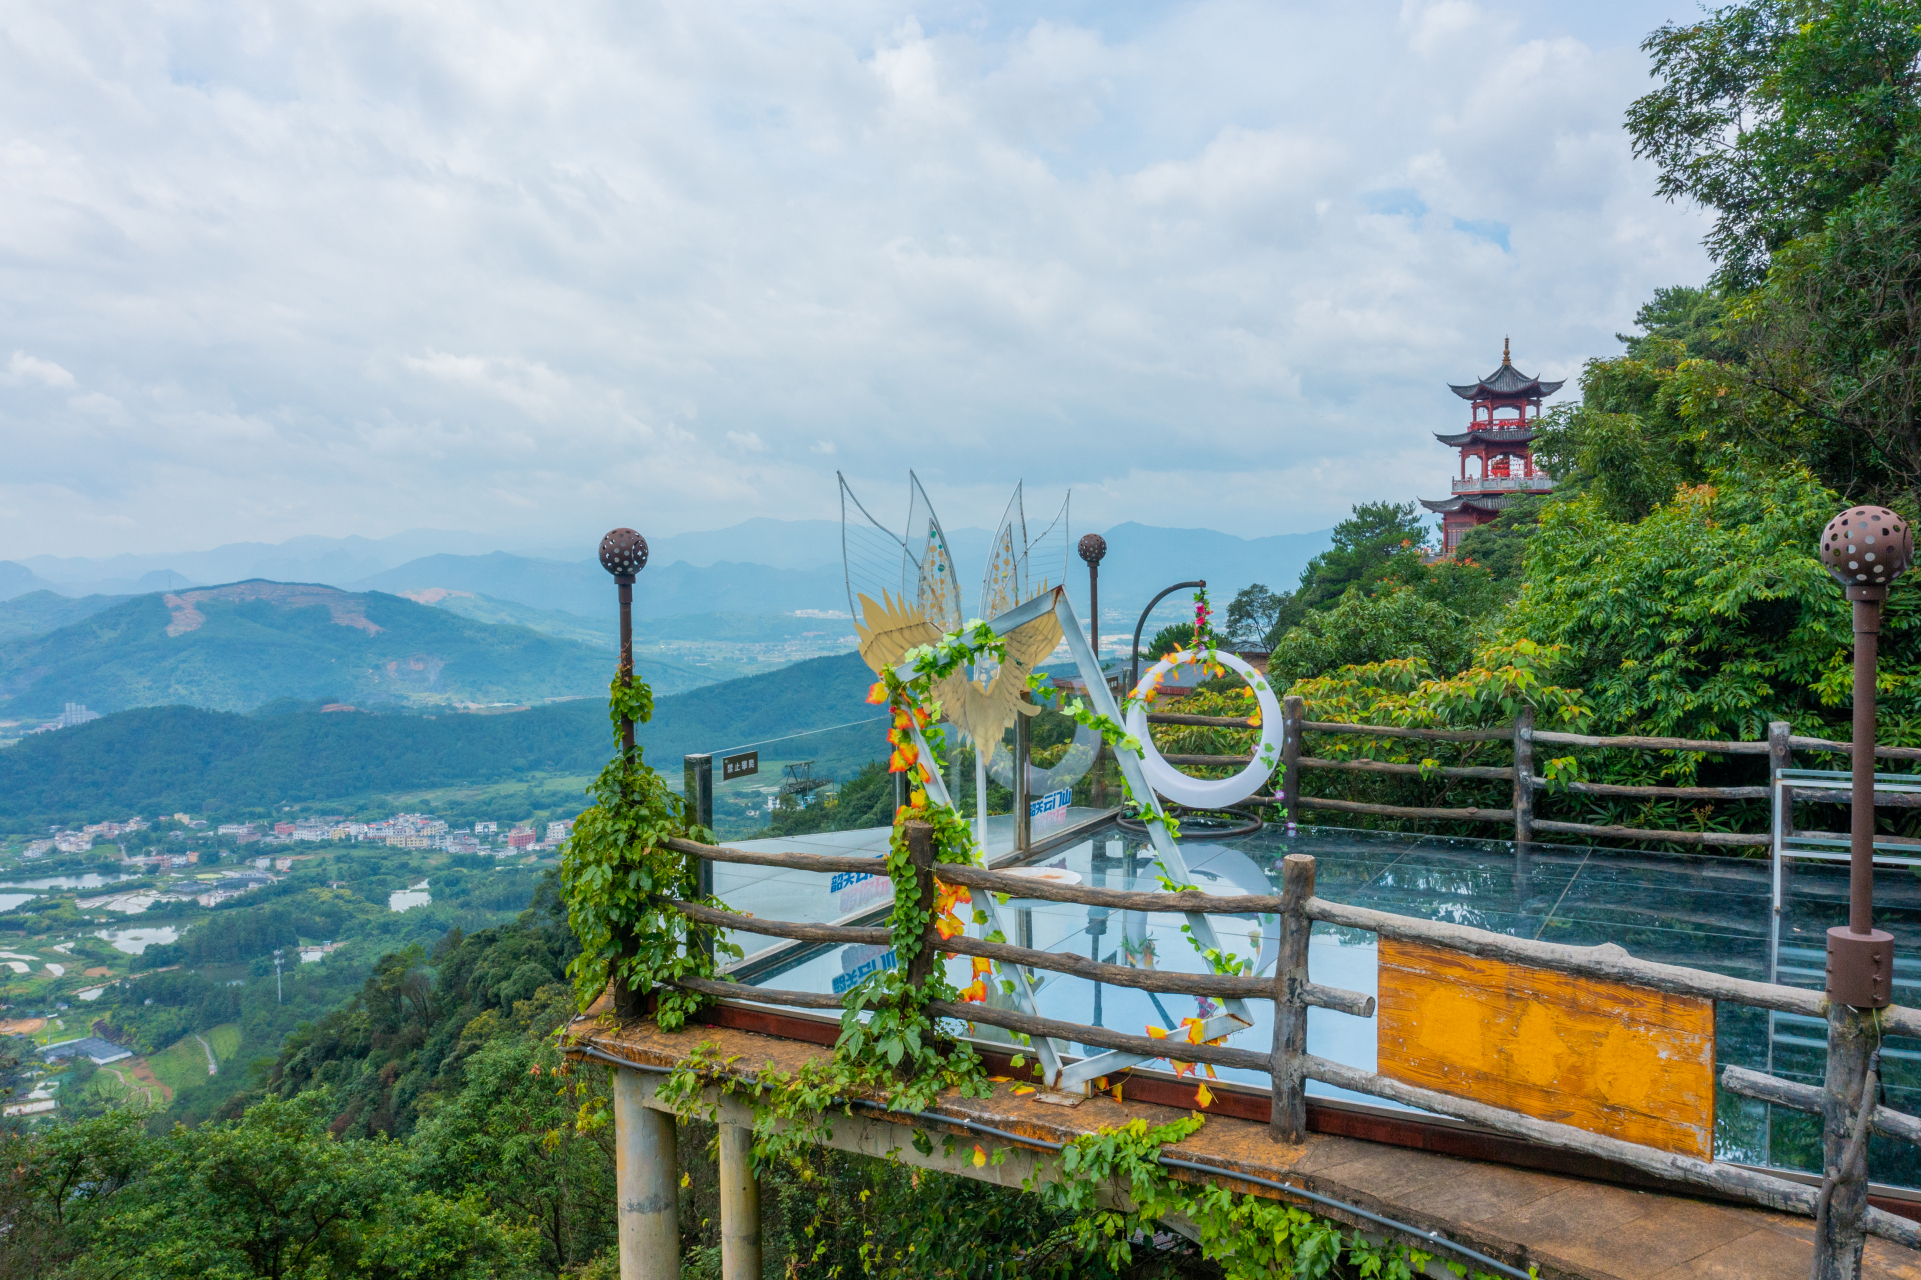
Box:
[94,925,178,955]
[739,821,1921,1192]
[0,872,138,890]
[388,880,432,912]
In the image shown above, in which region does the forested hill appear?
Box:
[0,650,875,825]
[0,580,622,717]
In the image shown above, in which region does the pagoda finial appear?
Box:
[1502,336,1511,365]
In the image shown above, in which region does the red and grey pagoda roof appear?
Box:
[1448,339,1564,403]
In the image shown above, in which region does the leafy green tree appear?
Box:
[1223,584,1288,648]
[83,1092,536,1279]
[407,1023,616,1274]
[1530,347,1727,523]
[1503,459,1921,740]
[1269,588,1481,685]
[1629,0,1921,286]
[1285,502,1432,621]
[0,1107,151,1279]
[1738,139,1921,508]
[1618,285,1744,363]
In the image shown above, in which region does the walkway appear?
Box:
[569,1012,1921,1280]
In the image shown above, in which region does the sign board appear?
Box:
[721,751,759,781]
[1376,939,1715,1159]
[833,944,897,994]
[1029,788,1071,818]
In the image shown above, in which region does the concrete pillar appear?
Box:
[719,1122,762,1280]
[616,1071,681,1280]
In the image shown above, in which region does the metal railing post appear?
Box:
[1281,695,1304,829]
[1512,707,1534,850]
[1270,853,1314,1142]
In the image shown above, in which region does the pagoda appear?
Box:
[1420,339,1561,556]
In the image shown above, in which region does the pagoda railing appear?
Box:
[1451,475,1553,493]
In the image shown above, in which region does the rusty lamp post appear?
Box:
[599,528,649,1017]
[599,528,649,765]
[1079,533,1108,659]
[1818,506,1912,1008]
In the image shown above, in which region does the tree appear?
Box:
[408,1026,617,1274]
[1738,139,1921,509]
[83,1091,537,1279]
[1502,458,1921,741]
[1628,0,1921,286]
[1269,587,1481,686]
[1223,584,1288,648]
[1284,501,1432,625]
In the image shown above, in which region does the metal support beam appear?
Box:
[616,1068,681,1280]
[719,1122,761,1280]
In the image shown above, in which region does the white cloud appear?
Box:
[0,0,1710,557]
[5,351,75,389]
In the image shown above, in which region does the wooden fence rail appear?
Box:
[1203,696,1921,850]
[653,832,1921,1258]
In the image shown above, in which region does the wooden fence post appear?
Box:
[902,821,940,993]
[1512,707,1534,850]
[1282,695,1305,828]
[1769,720,1793,838]
[1814,1003,1877,1278]
[1269,853,1314,1142]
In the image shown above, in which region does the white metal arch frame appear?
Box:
[1125,649,1282,809]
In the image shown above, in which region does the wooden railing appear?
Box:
[659,831,1921,1255]
[1144,696,1921,849]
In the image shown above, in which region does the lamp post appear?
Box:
[599,528,649,1017]
[1080,534,1111,810]
[1816,505,1911,1008]
[599,528,649,768]
[1079,534,1108,662]
[1811,505,1911,1280]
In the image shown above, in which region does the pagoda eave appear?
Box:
[1434,428,1538,447]
[1420,495,1516,515]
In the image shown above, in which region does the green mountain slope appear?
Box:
[0,581,637,716]
[0,589,129,640]
[0,651,879,823]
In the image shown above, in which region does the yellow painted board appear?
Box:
[1376,939,1715,1159]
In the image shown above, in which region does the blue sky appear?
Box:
[0,0,1713,558]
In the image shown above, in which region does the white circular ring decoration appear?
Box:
[1124,650,1283,809]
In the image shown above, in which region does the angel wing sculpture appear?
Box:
[841,471,963,676]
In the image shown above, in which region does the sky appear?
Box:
[0,0,1715,560]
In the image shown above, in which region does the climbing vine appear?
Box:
[560,673,738,1031]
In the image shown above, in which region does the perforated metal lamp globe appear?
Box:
[599,528,649,583]
[1819,506,1913,593]
[1078,533,1107,566]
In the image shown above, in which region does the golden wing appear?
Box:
[855,591,941,675]
[1002,609,1063,670]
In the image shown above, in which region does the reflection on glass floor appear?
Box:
[724,820,1921,1189]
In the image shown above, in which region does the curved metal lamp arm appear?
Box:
[1129,579,1206,696]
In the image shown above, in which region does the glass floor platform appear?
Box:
[716,820,1921,1189]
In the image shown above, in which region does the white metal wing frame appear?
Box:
[895,587,1255,1093]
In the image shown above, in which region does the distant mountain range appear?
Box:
[0,519,1336,625]
[0,651,879,824]
[0,580,660,720]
